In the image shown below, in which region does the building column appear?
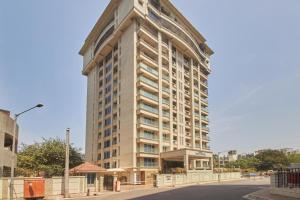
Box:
[184,154,189,172]
[130,171,137,184]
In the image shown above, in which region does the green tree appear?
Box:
[255,149,289,171]
[288,153,300,164]
[17,138,84,177]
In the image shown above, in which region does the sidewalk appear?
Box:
[244,188,299,200]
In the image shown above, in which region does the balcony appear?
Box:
[138,63,159,78]
[138,132,159,141]
[138,25,158,42]
[138,103,159,115]
[201,89,208,97]
[202,135,210,141]
[201,107,209,113]
[202,116,209,123]
[163,111,170,118]
[163,123,170,130]
[138,90,159,103]
[137,162,159,169]
[203,146,211,150]
[139,118,158,128]
[201,98,208,105]
[139,51,158,68]
[138,38,158,56]
[162,87,170,94]
[138,76,158,90]
[202,126,209,132]
[162,74,170,82]
[162,98,170,106]
[201,80,208,87]
[195,144,201,149]
[138,146,159,154]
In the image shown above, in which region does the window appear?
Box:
[144,158,155,167]
[112,137,117,145]
[105,63,112,73]
[105,118,111,126]
[104,140,111,148]
[97,153,101,160]
[111,161,117,168]
[144,144,155,153]
[87,173,96,184]
[112,149,117,157]
[105,106,111,115]
[104,162,110,169]
[104,129,111,137]
[105,85,111,94]
[104,151,110,159]
[105,74,112,83]
[105,96,111,104]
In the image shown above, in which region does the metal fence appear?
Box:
[276,168,300,188]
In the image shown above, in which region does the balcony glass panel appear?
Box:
[139,63,158,76]
[139,118,158,127]
[138,103,159,114]
[139,90,158,102]
[138,76,158,88]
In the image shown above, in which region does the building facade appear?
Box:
[80,0,214,183]
[0,109,18,177]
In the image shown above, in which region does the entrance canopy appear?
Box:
[161,148,212,161]
[160,149,213,172]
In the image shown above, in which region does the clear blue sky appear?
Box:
[1,0,300,154]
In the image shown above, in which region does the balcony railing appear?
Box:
[140,24,158,39]
[201,116,209,122]
[138,104,159,114]
[162,98,170,105]
[138,147,159,154]
[201,107,209,113]
[138,132,159,141]
[202,126,209,132]
[163,123,170,130]
[138,76,158,88]
[162,74,170,81]
[203,146,210,150]
[139,118,158,127]
[202,135,210,141]
[138,90,159,102]
[137,162,158,169]
[162,87,170,93]
[163,111,170,118]
[139,63,158,76]
[140,51,158,64]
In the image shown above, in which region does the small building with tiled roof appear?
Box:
[69,162,106,174]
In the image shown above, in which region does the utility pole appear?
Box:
[9,104,43,200]
[64,128,70,198]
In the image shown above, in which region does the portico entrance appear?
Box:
[160,149,213,173]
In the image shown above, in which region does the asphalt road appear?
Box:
[74,178,270,200]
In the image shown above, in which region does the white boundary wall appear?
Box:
[155,172,241,187]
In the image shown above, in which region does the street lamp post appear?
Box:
[9,104,43,200]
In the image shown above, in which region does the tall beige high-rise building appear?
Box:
[80,0,214,183]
